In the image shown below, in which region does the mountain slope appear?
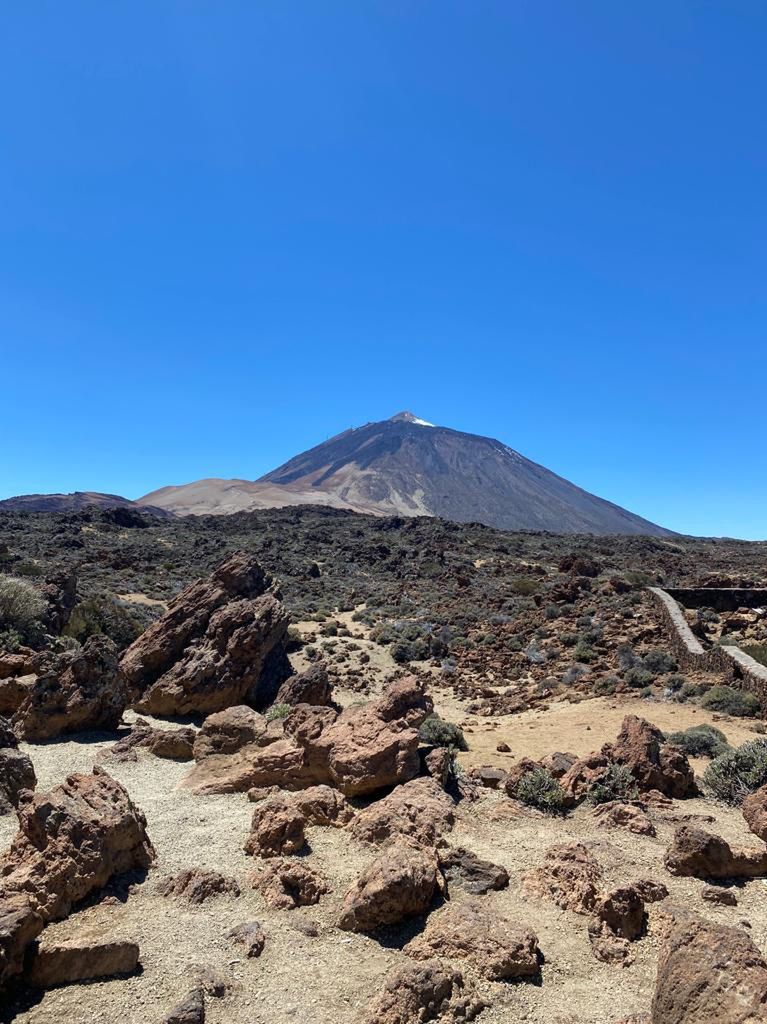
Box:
[0,491,174,518]
[141,412,671,536]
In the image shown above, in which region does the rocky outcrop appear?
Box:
[120,552,290,716]
[251,858,328,910]
[742,784,767,843]
[523,842,603,914]
[275,663,334,707]
[157,869,240,904]
[438,847,509,896]
[0,717,35,814]
[182,677,432,798]
[604,716,696,799]
[404,899,540,981]
[193,706,268,760]
[348,778,455,847]
[362,960,486,1024]
[0,768,153,987]
[338,837,441,933]
[244,794,306,858]
[25,935,139,988]
[13,636,127,741]
[651,913,767,1023]
[664,825,767,879]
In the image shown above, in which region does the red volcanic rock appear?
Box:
[244,795,306,858]
[251,858,328,910]
[664,825,767,879]
[120,552,290,716]
[362,960,486,1024]
[157,869,240,904]
[275,663,334,707]
[193,706,268,760]
[604,716,696,799]
[348,778,455,847]
[523,842,603,915]
[0,717,35,814]
[742,784,767,843]
[25,935,139,988]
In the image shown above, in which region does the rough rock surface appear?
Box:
[664,825,767,879]
[251,858,329,910]
[25,936,140,988]
[651,913,767,1023]
[13,636,127,741]
[181,677,432,798]
[193,706,267,760]
[592,800,656,837]
[348,778,455,847]
[158,869,240,904]
[405,898,541,981]
[227,921,266,958]
[604,716,696,799]
[0,768,153,987]
[275,663,334,707]
[438,847,509,896]
[290,785,354,827]
[362,960,486,1024]
[338,837,441,933]
[162,987,205,1024]
[244,795,306,858]
[588,885,646,966]
[742,784,767,843]
[103,720,196,763]
[120,552,290,716]
[523,842,603,914]
[0,717,35,814]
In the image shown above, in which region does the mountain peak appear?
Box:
[388,411,435,426]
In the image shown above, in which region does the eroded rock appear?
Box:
[193,706,267,760]
[523,842,603,914]
[362,960,486,1024]
[227,921,265,958]
[25,936,139,988]
[348,778,455,847]
[158,869,240,904]
[664,825,767,879]
[244,795,306,858]
[438,847,509,896]
[251,858,328,910]
[0,717,35,814]
[592,800,656,837]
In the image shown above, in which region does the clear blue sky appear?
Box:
[1,3,765,538]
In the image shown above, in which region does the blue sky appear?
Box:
[1,2,765,538]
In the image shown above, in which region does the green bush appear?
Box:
[265,702,293,723]
[572,641,597,663]
[700,685,761,719]
[624,666,654,689]
[641,650,677,675]
[419,714,468,751]
[515,768,568,814]
[704,739,767,804]
[666,724,729,759]
[63,595,142,650]
[0,574,46,643]
[586,763,638,805]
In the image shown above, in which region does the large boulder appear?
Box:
[338,837,441,933]
[362,960,486,1024]
[651,913,767,1023]
[244,794,306,858]
[13,636,127,741]
[120,552,290,716]
[193,706,268,760]
[181,677,432,798]
[275,663,334,707]
[0,717,35,814]
[664,825,767,879]
[404,898,541,981]
[0,768,153,987]
[348,778,455,847]
[604,716,696,799]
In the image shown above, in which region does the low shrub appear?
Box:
[0,574,46,640]
[265,702,292,723]
[515,768,568,814]
[700,685,761,719]
[624,667,654,689]
[419,714,468,751]
[666,724,729,759]
[587,763,638,805]
[593,676,618,696]
[641,649,677,675]
[704,739,767,804]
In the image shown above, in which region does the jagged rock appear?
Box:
[631,879,669,904]
[651,913,767,1023]
[701,885,737,906]
[162,987,205,1024]
[38,570,77,635]
[422,746,452,787]
[363,960,487,1024]
[193,706,268,760]
[25,935,139,987]
[227,921,266,958]
[592,800,656,837]
[251,858,328,910]
[560,752,613,802]
[275,663,334,707]
[404,898,540,981]
[0,673,35,717]
[13,636,127,741]
[244,794,306,858]
[158,869,240,904]
[338,837,441,932]
[0,768,153,987]
[438,847,509,895]
[0,717,35,814]
[348,778,455,847]
[103,720,196,762]
[588,885,646,966]
[290,785,354,827]
[742,784,767,843]
[522,842,603,914]
[604,716,696,799]
[120,552,290,716]
[664,825,767,879]
[181,677,432,798]
[540,751,578,777]
[468,766,507,790]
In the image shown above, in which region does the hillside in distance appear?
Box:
[0,491,173,518]
[142,412,672,536]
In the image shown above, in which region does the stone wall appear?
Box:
[648,587,767,710]
[665,588,767,613]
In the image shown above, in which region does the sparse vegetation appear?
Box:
[586,763,638,805]
[265,702,292,723]
[704,739,767,804]
[666,724,730,759]
[515,767,568,814]
[419,714,468,751]
[0,573,46,642]
[699,685,761,719]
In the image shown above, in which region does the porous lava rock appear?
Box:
[227,921,266,958]
[162,987,205,1024]
[0,717,35,814]
[438,847,509,896]
[588,885,647,966]
[251,858,329,910]
[13,636,127,741]
[120,552,290,716]
[592,800,656,837]
[742,784,767,843]
[404,898,540,981]
[244,794,306,858]
[362,960,486,1024]
[157,869,240,904]
[102,719,196,762]
[604,716,696,799]
[338,837,441,933]
[275,663,334,707]
[193,706,267,760]
[664,825,767,879]
[523,842,603,914]
[348,778,455,847]
[290,785,354,827]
